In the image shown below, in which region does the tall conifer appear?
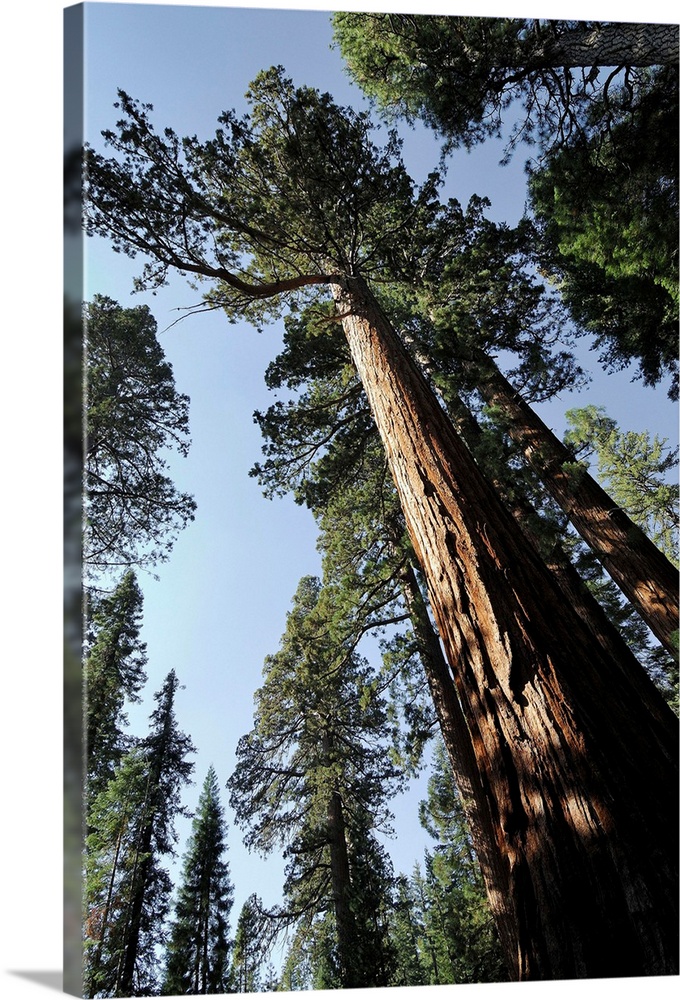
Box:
[84,670,195,997]
[228,576,401,988]
[85,571,147,806]
[162,766,234,995]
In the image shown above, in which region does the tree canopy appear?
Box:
[333,14,679,158]
[528,66,679,396]
[84,295,196,576]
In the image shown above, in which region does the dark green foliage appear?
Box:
[84,295,196,576]
[404,740,507,984]
[529,68,679,396]
[85,747,169,998]
[84,69,437,327]
[84,670,195,997]
[250,301,372,508]
[333,14,677,158]
[85,571,148,805]
[228,576,402,988]
[231,894,267,993]
[387,877,428,986]
[162,766,234,995]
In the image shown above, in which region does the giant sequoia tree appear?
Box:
[85,70,678,979]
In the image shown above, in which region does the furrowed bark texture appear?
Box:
[448,393,673,689]
[543,22,680,68]
[399,562,513,975]
[477,361,679,656]
[333,276,678,980]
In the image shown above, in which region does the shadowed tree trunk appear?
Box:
[398,561,512,975]
[333,274,678,980]
[326,787,359,988]
[474,357,678,656]
[542,22,679,67]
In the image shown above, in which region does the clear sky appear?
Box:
[1,2,678,999]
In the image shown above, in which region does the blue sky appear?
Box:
[2,2,678,998]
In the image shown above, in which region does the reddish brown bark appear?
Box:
[476,360,678,656]
[333,276,678,980]
[448,394,670,682]
[399,562,513,974]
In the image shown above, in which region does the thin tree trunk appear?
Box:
[88,803,129,998]
[333,275,678,980]
[326,789,359,988]
[474,357,678,655]
[116,819,153,996]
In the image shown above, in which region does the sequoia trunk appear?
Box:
[333,276,678,980]
[476,359,678,656]
[447,393,671,679]
[398,561,512,974]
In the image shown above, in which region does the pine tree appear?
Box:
[387,877,427,986]
[84,670,195,997]
[162,766,234,995]
[84,294,196,577]
[85,747,160,997]
[85,571,148,806]
[228,576,402,988]
[230,895,266,994]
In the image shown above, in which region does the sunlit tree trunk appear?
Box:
[447,394,670,681]
[333,275,678,980]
